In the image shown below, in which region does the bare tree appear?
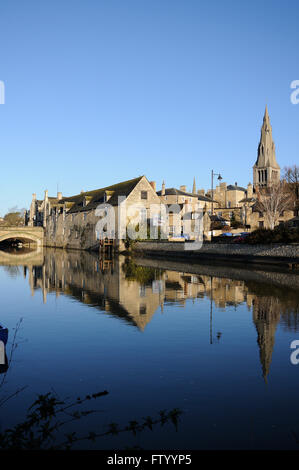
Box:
[256,181,294,230]
[283,165,299,216]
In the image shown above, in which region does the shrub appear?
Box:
[245,226,299,244]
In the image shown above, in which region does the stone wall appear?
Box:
[134,241,299,259]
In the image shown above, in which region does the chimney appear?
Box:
[57,191,62,200]
[247,183,253,198]
[150,181,156,192]
[161,181,165,196]
[80,190,84,194]
[180,185,187,192]
[44,190,48,201]
[235,182,238,187]
[197,189,205,196]
[32,193,36,200]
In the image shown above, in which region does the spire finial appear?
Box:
[192,177,196,194]
[264,104,269,122]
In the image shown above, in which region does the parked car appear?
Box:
[233,232,250,243]
[220,232,233,237]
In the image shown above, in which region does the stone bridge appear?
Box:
[0,226,44,247]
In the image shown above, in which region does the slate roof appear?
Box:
[61,176,144,213]
[157,187,216,203]
[227,184,246,192]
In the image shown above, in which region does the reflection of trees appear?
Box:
[24,249,299,380]
[122,258,163,285]
[3,265,21,278]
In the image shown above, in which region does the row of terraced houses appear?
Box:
[25,107,298,250]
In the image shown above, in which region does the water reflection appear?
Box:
[7,249,297,383]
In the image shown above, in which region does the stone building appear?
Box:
[243,107,294,229]
[196,106,295,230]
[27,176,211,248]
[156,183,213,238]
[253,105,280,188]
[28,176,162,250]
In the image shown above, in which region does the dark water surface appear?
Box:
[0,247,299,449]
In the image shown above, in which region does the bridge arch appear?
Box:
[0,228,44,247]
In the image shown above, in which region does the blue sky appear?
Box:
[0,0,298,215]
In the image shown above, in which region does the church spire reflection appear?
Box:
[11,249,299,381]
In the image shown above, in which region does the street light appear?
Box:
[211,170,223,216]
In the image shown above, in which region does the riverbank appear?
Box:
[133,255,299,290]
[132,241,299,271]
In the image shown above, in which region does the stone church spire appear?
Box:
[192,177,196,194]
[253,106,280,188]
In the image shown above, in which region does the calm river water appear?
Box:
[0,248,299,449]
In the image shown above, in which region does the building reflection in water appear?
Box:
[21,249,299,382]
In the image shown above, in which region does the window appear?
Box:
[140,207,147,222]
[83,213,87,221]
[139,305,147,315]
[139,286,146,297]
[141,191,148,200]
[259,221,264,228]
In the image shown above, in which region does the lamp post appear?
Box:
[211,170,223,216]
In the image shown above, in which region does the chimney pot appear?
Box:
[150,181,156,192]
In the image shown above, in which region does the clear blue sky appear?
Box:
[0,0,298,215]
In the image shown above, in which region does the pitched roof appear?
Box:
[61,176,144,213]
[227,184,246,192]
[157,187,216,203]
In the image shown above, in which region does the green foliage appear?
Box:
[2,212,24,227]
[245,225,299,244]
[122,258,163,284]
[0,391,181,450]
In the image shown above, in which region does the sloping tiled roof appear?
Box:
[61,176,144,213]
[157,187,216,203]
[157,188,194,197]
[227,184,246,192]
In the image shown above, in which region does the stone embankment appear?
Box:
[133,241,299,270]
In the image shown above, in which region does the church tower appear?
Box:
[253,106,280,188]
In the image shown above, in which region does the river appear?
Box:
[0,247,298,449]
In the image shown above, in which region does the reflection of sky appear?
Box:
[0,262,299,449]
